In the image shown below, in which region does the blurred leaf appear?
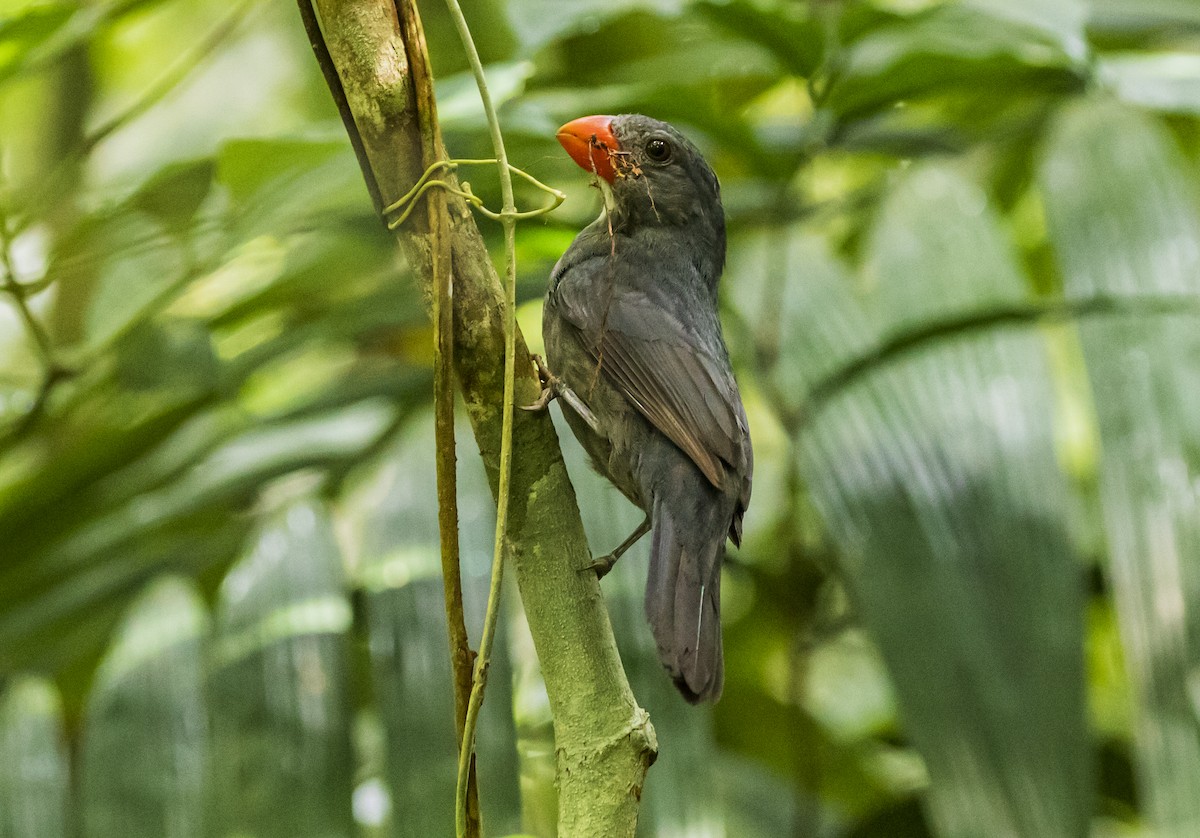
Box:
[48,208,187,351]
[715,754,805,838]
[531,8,783,146]
[698,0,822,78]
[795,163,1090,837]
[1040,99,1200,834]
[826,4,1085,121]
[862,165,1030,330]
[966,0,1089,61]
[128,159,216,235]
[349,425,458,838]
[727,225,873,420]
[1099,53,1200,115]
[0,0,178,86]
[1089,0,1200,37]
[508,603,556,837]
[216,137,366,236]
[218,137,347,202]
[505,0,689,52]
[0,2,85,83]
[804,629,895,742]
[0,676,70,838]
[436,61,534,130]
[345,414,523,835]
[209,500,356,838]
[78,577,208,838]
[114,318,219,395]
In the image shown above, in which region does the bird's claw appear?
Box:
[520,354,558,412]
[520,355,601,433]
[520,388,555,412]
[580,515,652,580]
[584,553,618,580]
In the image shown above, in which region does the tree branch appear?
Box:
[434,1,520,834]
[394,2,481,833]
[300,1,656,834]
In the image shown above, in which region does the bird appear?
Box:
[538,113,752,702]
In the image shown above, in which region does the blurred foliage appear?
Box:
[2,0,1200,835]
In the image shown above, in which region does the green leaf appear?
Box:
[863,165,1030,333]
[0,0,175,85]
[1098,53,1200,116]
[347,415,524,834]
[727,225,875,418]
[128,159,216,234]
[217,137,347,203]
[528,7,783,130]
[0,3,77,82]
[436,61,534,131]
[48,208,187,352]
[504,0,689,52]
[698,0,823,78]
[965,0,1089,61]
[796,163,1090,837]
[208,500,355,838]
[348,422,459,838]
[1089,0,1200,36]
[114,319,219,396]
[0,676,70,837]
[826,4,1084,121]
[216,137,366,236]
[78,577,208,837]
[1040,99,1200,834]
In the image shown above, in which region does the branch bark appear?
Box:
[392,1,481,832]
[300,1,657,834]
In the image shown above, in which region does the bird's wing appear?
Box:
[553,268,749,493]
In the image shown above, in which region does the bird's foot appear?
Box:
[520,355,602,433]
[520,354,558,412]
[581,515,652,580]
[585,552,619,580]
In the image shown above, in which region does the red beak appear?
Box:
[557,115,620,183]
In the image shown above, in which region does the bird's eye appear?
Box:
[645,138,672,163]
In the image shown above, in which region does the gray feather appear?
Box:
[543,113,751,703]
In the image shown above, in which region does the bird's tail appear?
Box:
[645,494,725,703]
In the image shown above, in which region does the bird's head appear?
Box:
[557,114,723,232]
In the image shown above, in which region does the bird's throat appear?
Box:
[598,179,617,215]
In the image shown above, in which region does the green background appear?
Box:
[3,0,1200,835]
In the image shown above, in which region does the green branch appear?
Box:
[393,0,480,832]
[0,193,52,367]
[0,197,68,438]
[437,3,521,835]
[303,3,656,834]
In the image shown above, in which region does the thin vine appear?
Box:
[395,0,479,832]
[385,159,563,227]
[0,178,70,439]
[439,0,522,834]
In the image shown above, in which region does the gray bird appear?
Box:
[539,113,752,702]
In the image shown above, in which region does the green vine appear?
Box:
[420,3,565,836]
[384,158,564,228]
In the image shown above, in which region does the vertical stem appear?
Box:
[0,202,54,368]
[303,3,655,832]
[440,1,518,836]
[394,1,480,833]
